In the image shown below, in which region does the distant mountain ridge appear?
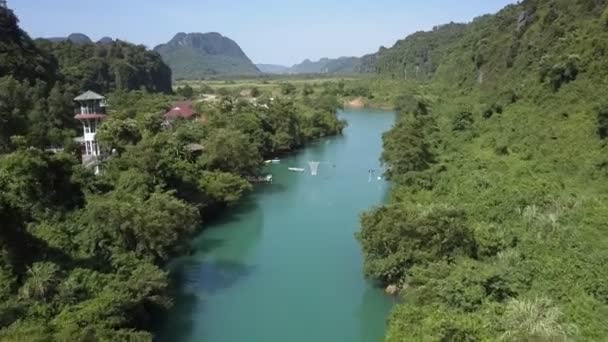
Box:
[258,57,361,75]
[288,57,359,74]
[154,32,260,79]
[45,33,93,45]
[256,64,290,74]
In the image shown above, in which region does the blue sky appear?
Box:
[13,0,517,66]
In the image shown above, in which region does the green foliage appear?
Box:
[302,83,314,96]
[35,39,172,94]
[0,5,350,340]
[540,55,581,91]
[288,57,360,74]
[381,115,435,181]
[357,1,608,340]
[501,297,577,341]
[279,82,297,95]
[358,204,475,284]
[176,84,194,99]
[200,171,252,205]
[358,23,468,78]
[201,128,261,175]
[452,111,474,131]
[0,8,58,85]
[597,103,608,138]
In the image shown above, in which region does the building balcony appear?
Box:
[82,154,101,167]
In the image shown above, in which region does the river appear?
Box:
[156,108,396,342]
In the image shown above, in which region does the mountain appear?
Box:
[45,33,93,45]
[356,22,468,77]
[256,63,289,74]
[0,7,58,84]
[97,36,113,45]
[154,32,260,79]
[34,38,172,94]
[288,57,360,74]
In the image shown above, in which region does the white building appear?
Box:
[74,91,107,174]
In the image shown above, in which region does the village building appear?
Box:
[74,90,107,174]
[163,101,197,120]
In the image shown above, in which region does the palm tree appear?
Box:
[501,297,577,341]
[19,262,59,301]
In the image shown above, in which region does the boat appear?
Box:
[271,159,281,163]
[288,167,306,172]
[247,174,273,183]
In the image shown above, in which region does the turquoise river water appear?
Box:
[156,109,396,342]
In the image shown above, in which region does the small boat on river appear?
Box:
[247,174,273,183]
[288,167,306,172]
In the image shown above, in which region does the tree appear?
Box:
[201,128,261,175]
[19,262,61,301]
[176,84,194,99]
[381,118,435,180]
[302,84,314,96]
[96,117,142,152]
[200,171,252,206]
[279,82,296,95]
[358,204,476,284]
[79,190,199,262]
[452,111,474,131]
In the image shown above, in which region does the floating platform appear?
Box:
[288,167,306,172]
[248,174,273,183]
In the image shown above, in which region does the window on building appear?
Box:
[85,141,92,155]
[91,141,98,156]
[90,120,96,133]
[84,121,90,134]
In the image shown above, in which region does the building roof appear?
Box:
[164,101,197,119]
[74,90,105,102]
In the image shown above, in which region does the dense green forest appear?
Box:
[357,0,608,340]
[35,39,172,94]
[0,7,344,341]
[287,57,360,75]
[0,7,172,152]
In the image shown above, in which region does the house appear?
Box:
[164,101,197,120]
[73,90,107,174]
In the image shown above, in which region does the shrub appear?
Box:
[279,82,296,95]
[358,204,476,284]
[597,103,608,139]
[453,111,474,131]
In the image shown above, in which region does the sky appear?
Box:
[13,0,517,66]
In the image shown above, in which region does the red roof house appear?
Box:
[164,101,197,120]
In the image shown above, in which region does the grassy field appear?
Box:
[174,75,404,110]
[176,76,356,95]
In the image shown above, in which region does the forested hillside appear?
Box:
[35,39,172,94]
[356,23,467,78]
[357,0,608,340]
[288,57,360,74]
[0,7,345,341]
[0,7,171,153]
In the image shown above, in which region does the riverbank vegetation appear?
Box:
[357,0,608,340]
[0,7,344,340]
